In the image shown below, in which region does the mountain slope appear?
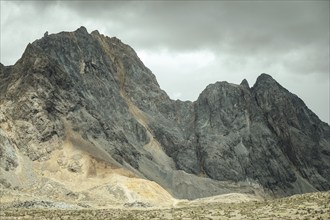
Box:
[0,27,329,203]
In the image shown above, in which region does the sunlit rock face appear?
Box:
[0,27,329,201]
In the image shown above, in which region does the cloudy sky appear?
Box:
[1,1,329,123]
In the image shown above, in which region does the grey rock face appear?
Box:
[0,129,18,171]
[252,74,330,191]
[190,81,298,195]
[0,27,329,199]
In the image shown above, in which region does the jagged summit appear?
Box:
[0,28,329,206]
[75,26,88,34]
[253,73,284,89]
[256,72,274,81]
[91,29,101,36]
[240,78,250,89]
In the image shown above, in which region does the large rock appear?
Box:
[0,27,329,200]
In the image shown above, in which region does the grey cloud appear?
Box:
[2,1,329,76]
[282,43,329,78]
[11,1,328,55]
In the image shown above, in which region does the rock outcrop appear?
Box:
[0,27,329,202]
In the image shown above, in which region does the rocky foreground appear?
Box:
[1,191,329,219]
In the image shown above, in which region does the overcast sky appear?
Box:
[1,1,329,123]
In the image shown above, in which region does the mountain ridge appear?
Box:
[0,27,329,205]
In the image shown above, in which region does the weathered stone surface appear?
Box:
[0,129,18,171]
[252,74,330,191]
[0,27,329,199]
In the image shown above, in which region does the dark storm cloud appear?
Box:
[42,0,329,77]
[8,1,329,53]
[24,1,328,47]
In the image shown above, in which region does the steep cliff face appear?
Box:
[252,74,330,191]
[0,27,329,202]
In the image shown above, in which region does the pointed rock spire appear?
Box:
[252,73,286,92]
[255,73,277,85]
[75,26,88,35]
[240,78,250,89]
[91,30,100,36]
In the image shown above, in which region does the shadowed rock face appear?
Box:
[0,27,329,199]
[252,74,330,191]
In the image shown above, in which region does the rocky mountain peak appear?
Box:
[91,30,101,36]
[75,26,89,35]
[253,73,285,91]
[256,72,274,80]
[240,78,250,89]
[0,27,329,203]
